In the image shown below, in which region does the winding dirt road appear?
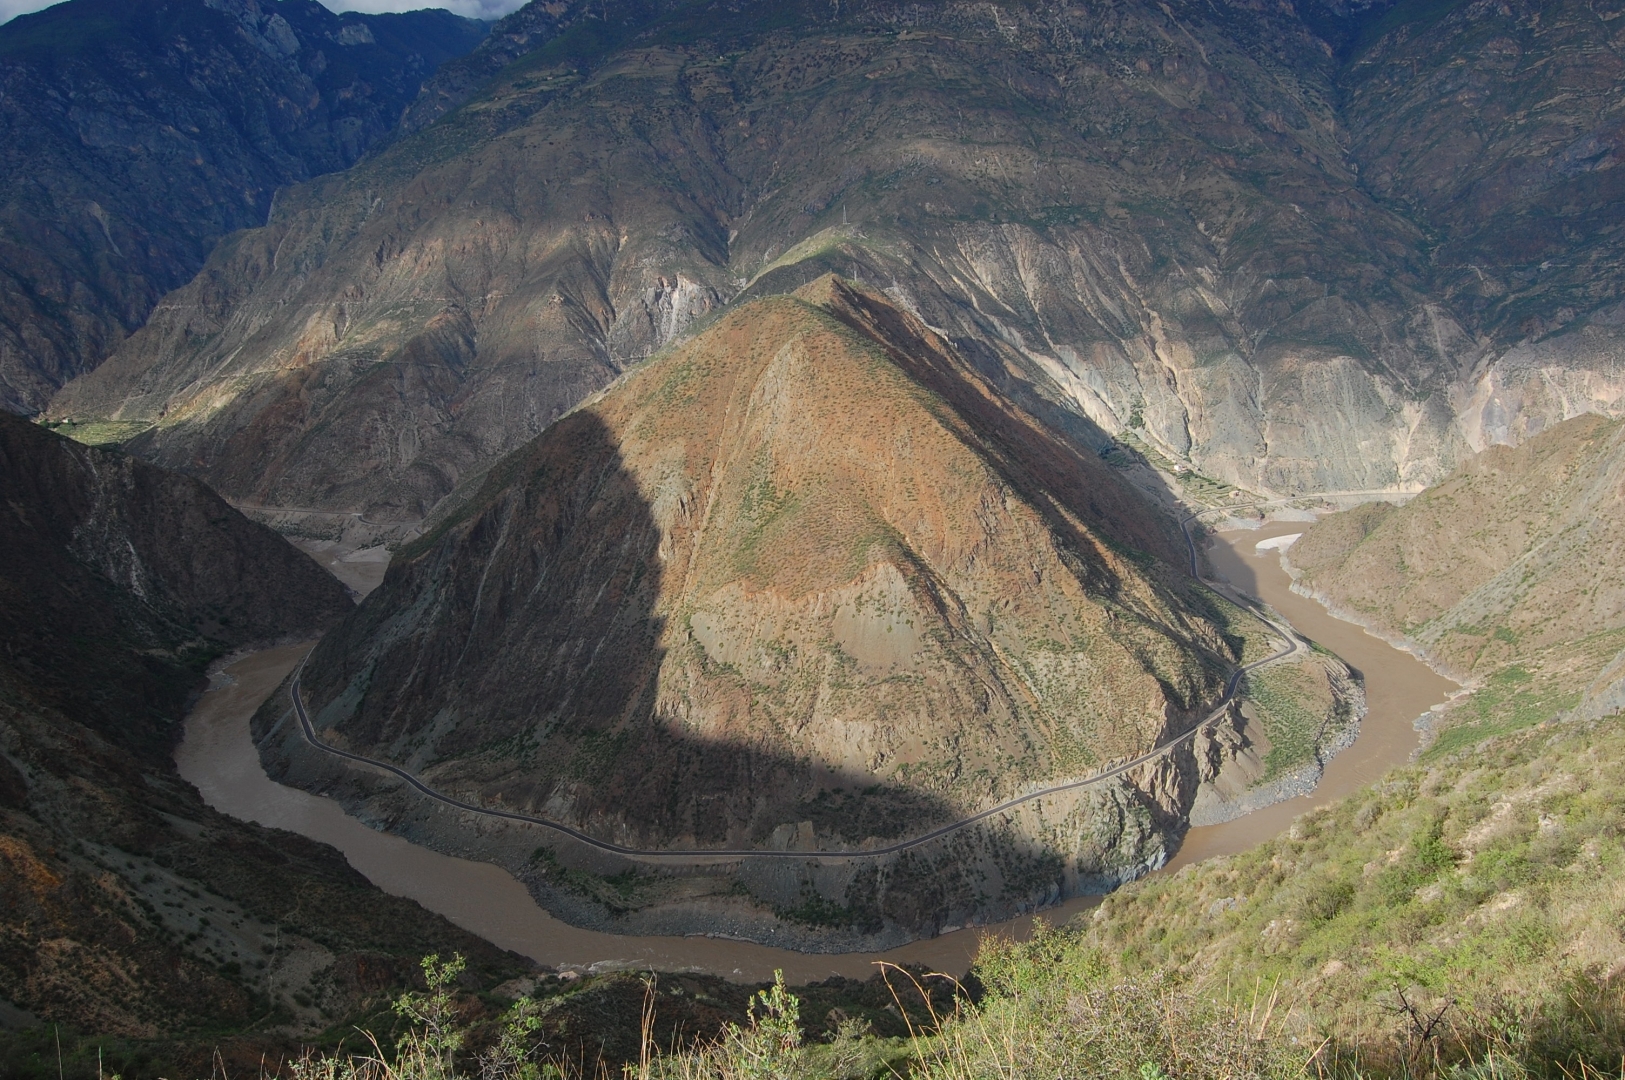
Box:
[281,499,1319,863]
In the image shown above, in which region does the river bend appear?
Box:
[175,524,1456,981]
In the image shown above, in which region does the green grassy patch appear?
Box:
[1075,708,1625,1076]
[775,887,876,932]
[528,847,656,914]
[563,730,629,784]
[41,419,153,447]
[1425,663,1578,761]
[1243,660,1341,779]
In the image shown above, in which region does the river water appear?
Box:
[1164,523,1458,871]
[174,523,1456,982]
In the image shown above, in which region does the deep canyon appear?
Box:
[3,0,1625,1074]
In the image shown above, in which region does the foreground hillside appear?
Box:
[0,414,526,1077]
[235,723,1625,1077]
[0,0,487,414]
[254,277,1339,946]
[57,0,1625,521]
[920,422,1625,1071]
[1007,415,1625,1077]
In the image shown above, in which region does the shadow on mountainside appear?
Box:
[0,413,352,750]
[293,409,962,851]
[0,414,521,1053]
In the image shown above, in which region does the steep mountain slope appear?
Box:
[1346,0,1625,346]
[55,0,1497,520]
[0,0,487,413]
[1287,412,1625,754]
[993,704,1625,1078]
[260,279,1261,943]
[0,413,522,1063]
[1340,0,1625,450]
[396,0,678,135]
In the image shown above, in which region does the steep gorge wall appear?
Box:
[0,0,487,413]
[56,0,1625,519]
[0,414,524,1044]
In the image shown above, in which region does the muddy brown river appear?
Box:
[174,523,1456,981]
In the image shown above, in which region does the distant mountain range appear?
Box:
[0,0,487,412]
[42,0,1625,519]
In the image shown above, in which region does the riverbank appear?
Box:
[175,524,1456,980]
[1164,522,1459,872]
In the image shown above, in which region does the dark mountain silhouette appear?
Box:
[0,0,487,412]
[0,413,523,1065]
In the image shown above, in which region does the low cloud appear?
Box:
[1,0,527,25]
[0,0,55,22]
[319,0,526,19]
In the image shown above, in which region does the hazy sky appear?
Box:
[0,0,527,25]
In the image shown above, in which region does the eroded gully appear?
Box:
[174,521,1457,982]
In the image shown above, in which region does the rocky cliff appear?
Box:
[256,278,1257,944]
[0,0,486,413]
[47,0,1625,517]
[0,413,522,1061]
[51,0,1591,521]
[1341,0,1625,455]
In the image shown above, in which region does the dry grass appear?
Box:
[141,914,1625,1080]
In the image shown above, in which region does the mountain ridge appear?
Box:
[44,0,1456,516]
[0,0,488,413]
[51,0,1625,524]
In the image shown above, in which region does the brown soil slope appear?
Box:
[1288,413,1625,747]
[281,279,1239,934]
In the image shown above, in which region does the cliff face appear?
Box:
[46,0,1529,519]
[1341,0,1625,456]
[0,414,520,1050]
[45,0,1625,515]
[1287,412,1625,746]
[270,279,1241,940]
[0,0,486,413]
[1345,0,1625,348]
